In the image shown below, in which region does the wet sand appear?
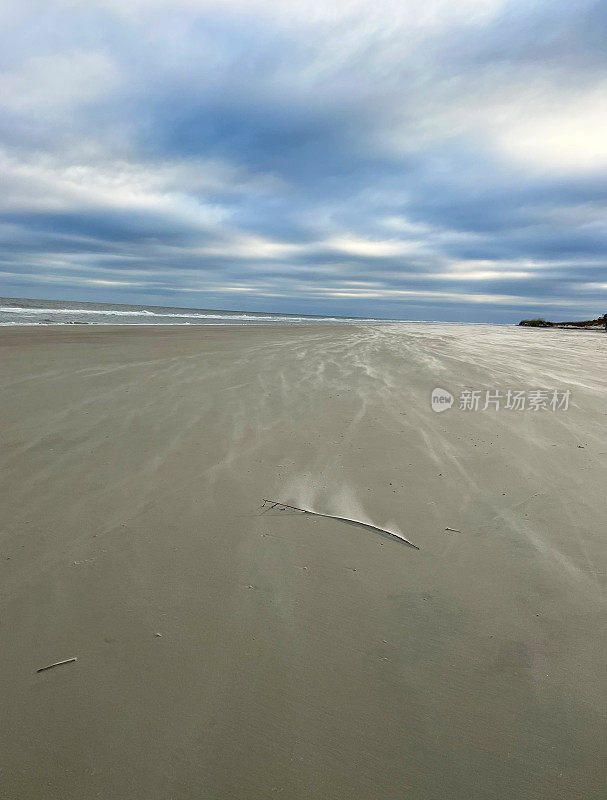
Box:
[1,323,606,799]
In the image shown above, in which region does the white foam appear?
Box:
[0,304,400,324]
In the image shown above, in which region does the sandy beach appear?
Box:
[1,323,606,799]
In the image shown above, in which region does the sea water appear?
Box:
[0,297,395,326]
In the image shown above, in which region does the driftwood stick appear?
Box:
[262,499,419,549]
[263,500,309,513]
[36,657,78,673]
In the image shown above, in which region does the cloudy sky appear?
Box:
[1,0,607,321]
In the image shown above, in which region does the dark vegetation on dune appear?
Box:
[519,314,607,329]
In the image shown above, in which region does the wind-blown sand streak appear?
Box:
[261,499,420,549]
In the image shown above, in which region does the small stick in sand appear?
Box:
[445,527,461,532]
[36,657,78,673]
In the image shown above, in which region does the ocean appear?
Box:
[0,297,392,326]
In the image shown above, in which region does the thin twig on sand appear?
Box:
[261,499,419,550]
[36,657,78,673]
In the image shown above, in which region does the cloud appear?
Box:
[324,236,425,258]
[0,51,117,112]
[0,0,606,321]
[495,84,607,172]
